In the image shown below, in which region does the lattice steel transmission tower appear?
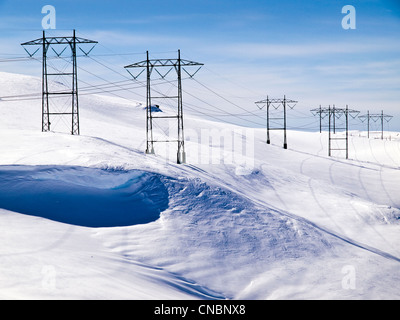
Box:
[359,110,393,139]
[255,95,297,149]
[311,105,328,133]
[125,50,203,164]
[311,105,359,159]
[21,30,97,135]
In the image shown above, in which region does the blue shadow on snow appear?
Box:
[0,166,169,228]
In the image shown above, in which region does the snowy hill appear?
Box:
[0,71,400,299]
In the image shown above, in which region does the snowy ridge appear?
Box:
[0,71,400,299]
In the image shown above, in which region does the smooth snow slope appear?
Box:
[0,71,399,299]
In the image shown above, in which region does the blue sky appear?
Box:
[0,0,400,131]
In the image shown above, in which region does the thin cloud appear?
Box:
[206,39,400,59]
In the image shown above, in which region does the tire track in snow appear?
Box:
[249,191,400,264]
[335,137,400,256]
[303,135,400,259]
[180,164,400,264]
[350,135,375,201]
[383,139,399,168]
[299,132,325,175]
[367,138,399,207]
[301,134,400,259]
[179,128,400,264]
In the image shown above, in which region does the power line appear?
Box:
[192,78,265,121]
[122,61,267,127]
[182,81,265,127]
[0,41,305,129]
[6,39,394,139]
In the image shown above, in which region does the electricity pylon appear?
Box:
[255,95,297,149]
[359,110,393,139]
[21,30,97,135]
[125,50,203,164]
[311,105,359,159]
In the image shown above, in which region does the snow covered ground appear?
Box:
[0,71,399,299]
